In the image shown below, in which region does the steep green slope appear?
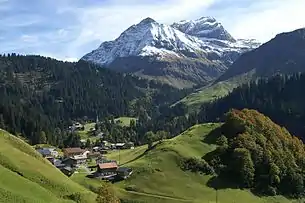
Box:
[103,124,297,203]
[174,71,254,112]
[0,129,96,203]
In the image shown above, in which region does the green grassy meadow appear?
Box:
[107,124,299,203]
[176,71,255,112]
[70,123,300,203]
[114,117,137,127]
[0,129,96,203]
[77,122,97,141]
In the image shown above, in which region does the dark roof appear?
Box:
[117,167,132,173]
[63,148,84,154]
[98,162,118,169]
[37,148,52,155]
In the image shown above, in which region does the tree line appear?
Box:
[199,73,305,140]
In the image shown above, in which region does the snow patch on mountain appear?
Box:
[172,17,236,42]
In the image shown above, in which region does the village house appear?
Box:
[96,162,118,179]
[60,166,75,177]
[62,154,87,167]
[37,148,59,157]
[87,151,102,160]
[93,160,133,180]
[63,147,85,158]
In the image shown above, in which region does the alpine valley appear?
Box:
[82,17,260,88]
[3,10,305,203]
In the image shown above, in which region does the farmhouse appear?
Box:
[96,162,118,178]
[63,147,85,158]
[62,154,87,167]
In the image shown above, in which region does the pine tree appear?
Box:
[0,114,5,129]
[39,131,47,144]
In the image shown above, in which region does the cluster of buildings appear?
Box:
[36,147,133,180]
[68,122,85,132]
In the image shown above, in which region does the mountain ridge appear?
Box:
[217,28,305,82]
[82,17,260,88]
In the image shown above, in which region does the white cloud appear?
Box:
[221,0,305,42]
[20,35,39,43]
[65,0,215,57]
[2,0,305,60]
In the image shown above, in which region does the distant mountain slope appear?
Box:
[82,17,259,88]
[217,28,305,82]
[199,73,305,140]
[0,129,95,203]
[176,28,305,111]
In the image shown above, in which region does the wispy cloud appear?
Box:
[0,0,304,61]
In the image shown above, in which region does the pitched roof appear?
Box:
[98,162,118,169]
[63,148,84,154]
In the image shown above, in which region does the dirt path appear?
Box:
[124,190,193,202]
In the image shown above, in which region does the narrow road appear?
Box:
[123,190,193,202]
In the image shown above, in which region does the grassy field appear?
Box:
[77,122,96,141]
[114,117,137,127]
[0,129,96,203]
[175,81,237,113]
[105,124,299,203]
[77,117,136,141]
[175,71,255,113]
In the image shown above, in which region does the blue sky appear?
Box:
[0,0,305,61]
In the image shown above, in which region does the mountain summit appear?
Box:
[82,17,260,88]
[172,17,236,42]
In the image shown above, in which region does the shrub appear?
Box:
[180,157,214,175]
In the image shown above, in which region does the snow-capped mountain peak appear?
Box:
[81,17,260,88]
[172,16,235,42]
[82,17,206,65]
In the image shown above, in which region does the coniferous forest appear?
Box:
[2,54,305,150]
[0,54,190,146]
[199,73,305,140]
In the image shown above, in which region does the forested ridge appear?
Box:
[203,109,305,197]
[199,73,305,140]
[0,54,189,145]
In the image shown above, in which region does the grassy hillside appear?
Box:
[0,129,96,203]
[115,117,137,127]
[73,124,298,203]
[176,81,237,111]
[175,71,255,112]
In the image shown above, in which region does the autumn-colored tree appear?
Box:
[96,183,120,203]
[204,109,305,197]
